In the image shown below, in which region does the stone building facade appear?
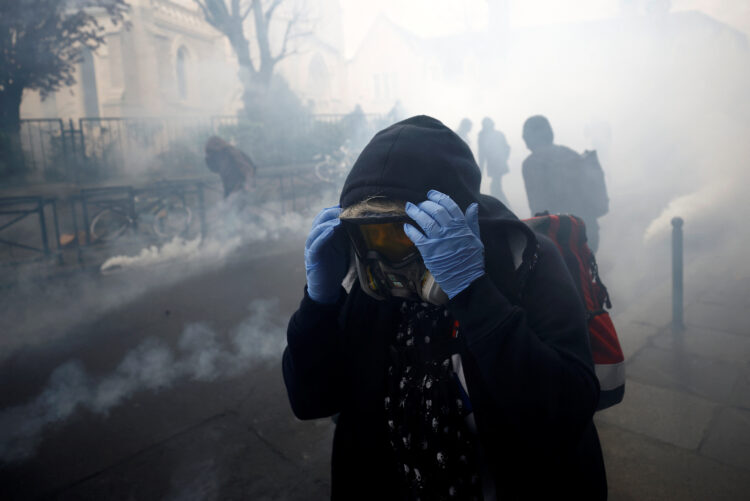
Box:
[22,0,245,120]
[20,0,351,120]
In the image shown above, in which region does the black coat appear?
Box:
[283,116,607,500]
[283,233,607,500]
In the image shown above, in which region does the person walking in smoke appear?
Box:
[521,115,608,252]
[455,117,473,146]
[204,136,257,198]
[283,115,607,499]
[477,117,511,207]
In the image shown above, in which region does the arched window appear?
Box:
[176,46,188,100]
[307,53,331,100]
[81,48,100,117]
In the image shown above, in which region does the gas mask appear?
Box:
[340,215,449,305]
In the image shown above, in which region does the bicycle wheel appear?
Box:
[315,160,338,184]
[152,202,192,240]
[90,208,130,242]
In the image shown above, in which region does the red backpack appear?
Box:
[523,213,625,410]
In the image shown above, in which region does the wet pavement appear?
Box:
[0,241,748,500]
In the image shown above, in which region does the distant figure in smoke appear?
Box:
[386,100,406,124]
[342,104,371,151]
[522,116,609,252]
[477,117,511,207]
[455,118,473,147]
[204,136,257,198]
[283,115,607,499]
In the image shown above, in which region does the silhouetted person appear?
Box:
[342,104,370,151]
[522,116,607,251]
[455,118,473,146]
[386,100,406,123]
[205,136,257,198]
[477,117,511,207]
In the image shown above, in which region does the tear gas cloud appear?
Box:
[0,298,285,463]
[3,2,747,363]
[100,195,313,273]
[5,2,749,355]
[343,2,750,311]
[0,194,317,357]
[0,0,748,488]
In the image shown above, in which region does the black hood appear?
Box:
[340,115,524,226]
[340,115,481,211]
[339,115,539,299]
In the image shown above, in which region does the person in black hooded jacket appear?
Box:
[282,116,607,500]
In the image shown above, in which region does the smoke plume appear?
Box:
[100,194,315,274]
[0,298,286,463]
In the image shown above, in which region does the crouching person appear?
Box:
[282,116,607,500]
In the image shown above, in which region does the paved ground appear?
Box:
[0,240,335,500]
[597,274,750,500]
[0,239,748,500]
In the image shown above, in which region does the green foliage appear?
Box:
[0,0,130,98]
[0,0,130,181]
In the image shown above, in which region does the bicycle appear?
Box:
[314,143,359,186]
[89,191,192,243]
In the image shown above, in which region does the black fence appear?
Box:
[19,119,63,181]
[0,196,62,265]
[0,162,330,268]
[78,117,215,179]
[17,113,383,184]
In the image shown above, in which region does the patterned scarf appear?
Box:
[385,300,483,500]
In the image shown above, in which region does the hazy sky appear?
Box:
[339,0,750,58]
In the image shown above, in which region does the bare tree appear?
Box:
[194,0,309,109]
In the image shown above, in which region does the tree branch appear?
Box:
[193,0,230,30]
[272,11,299,64]
[264,0,283,23]
[194,1,212,24]
[240,3,252,20]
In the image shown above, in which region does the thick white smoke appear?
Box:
[0,191,320,359]
[100,194,315,274]
[643,181,733,243]
[383,10,750,311]
[0,298,286,463]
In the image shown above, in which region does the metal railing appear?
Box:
[0,196,62,264]
[79,116,215,178]
[18,119,65,181]
[313,113,384,125]
[79,185,138,245]
[16,112,385,183]
[255,163,326,213]
[0,159,332,268]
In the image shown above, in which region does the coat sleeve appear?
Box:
[448,235,599,441]
[282,286,346,420]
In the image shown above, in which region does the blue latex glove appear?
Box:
[304,205,350,304]
[403,190,484,299]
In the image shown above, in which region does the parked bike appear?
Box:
[314,143,359,186]
[89,192,192,243]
